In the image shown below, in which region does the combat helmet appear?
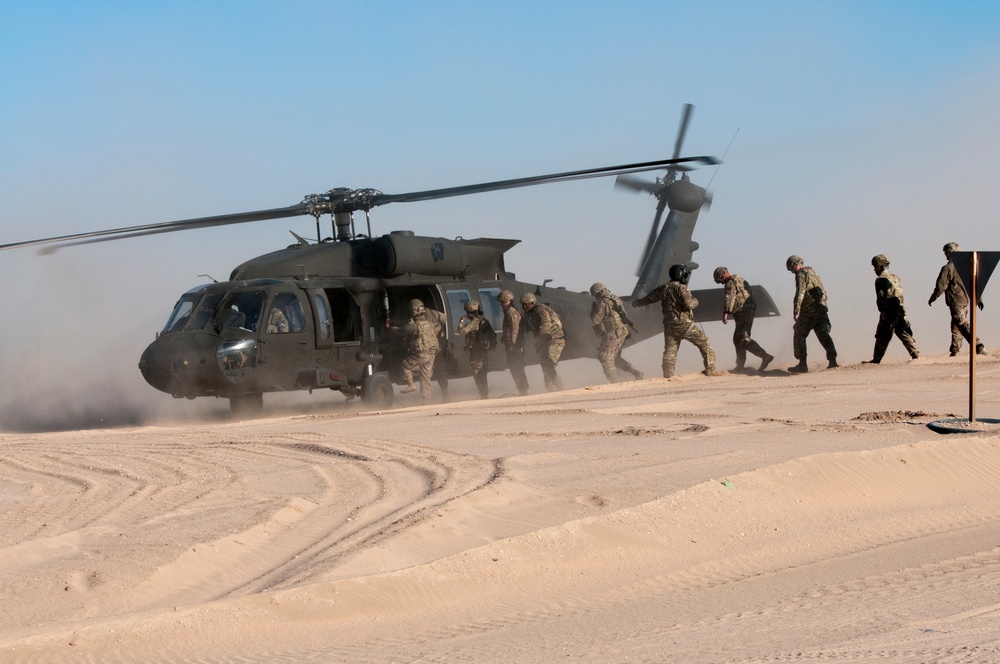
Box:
[712,266,729,284]
[944,242,960,254]
[589,282,607,297]
[409,298,426,316]
[871,254,890,269]
[786,255,804,272]
[497,289,515,304]
[464,300,481,314]
[668,264,691,285]
[520,292,537,308]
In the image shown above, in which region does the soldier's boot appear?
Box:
[759,354,774,372]
[440,386,450,403]
[862,358,881,364]
[401,375,416,394]
[827,356,839,369]
[602,367,620,383]
[788,359,809,373]
[627,365,644,380]
[977,343,987,355]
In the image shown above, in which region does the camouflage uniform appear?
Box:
[425,306,451,401]
[714,267,772,372]
[633,275,716,378]
[869,256,919,362]
[458,301,495,399]
[393,304,439,404]
[521,293,566,391]
[787,256,837,372]
[589,283,642,383]
[497,290,529,395]
[928,244,985,355]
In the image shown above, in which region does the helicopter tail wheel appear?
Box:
[361,373,394,409]
[230,393,264,418]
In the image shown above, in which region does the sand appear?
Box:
[2,352,1000,663]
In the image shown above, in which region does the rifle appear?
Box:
[614,299,637,334]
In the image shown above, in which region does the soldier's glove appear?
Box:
[978,300,985,311]
[630,300,639,308]
[928,297,934,306]
[535,341,544,352]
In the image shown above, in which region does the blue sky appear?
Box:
[3,1,1000,427]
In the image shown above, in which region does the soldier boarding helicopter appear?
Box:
[1,108,778,416]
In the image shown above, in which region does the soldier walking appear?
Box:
[713,267,773,372]
[632,264,718,378]
[785,255,838,373]
[589,282,643,382]
[520,293,565,391]
[422,301,451,402]
[865,255,919,363]
[496,290,529,395]
[928,242,986,356]
[391,300,439,405]
[458,300,495,399]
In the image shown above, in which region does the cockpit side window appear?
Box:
[267,292,305,334]
[218,290,266,332]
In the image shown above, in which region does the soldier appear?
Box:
[520,292,565,391]
[632,264,718,378]
[786,255,838,373]
[928,242,986,356]
[865,255,920,363]
[496,290,529,395]
[421,300,451,402]
[589,282,643,382]
[458,300,495,399]
[713,267,773,372]
[391,299,439,405]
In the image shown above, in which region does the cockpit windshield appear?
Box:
[162,293,201,333]
[161,290,225,333]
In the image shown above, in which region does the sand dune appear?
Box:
[2,354,1000,662]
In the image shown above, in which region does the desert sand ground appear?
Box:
[3,352,1000,663]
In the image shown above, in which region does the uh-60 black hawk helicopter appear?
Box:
[2,106,778,416]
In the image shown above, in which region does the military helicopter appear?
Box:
[2,107,778,416]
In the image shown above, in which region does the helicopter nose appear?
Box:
[139,332,225,397]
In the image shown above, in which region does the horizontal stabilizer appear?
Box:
[691,285,781,321]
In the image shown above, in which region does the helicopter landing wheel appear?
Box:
[360,373,394,409]
[230,393,263,418]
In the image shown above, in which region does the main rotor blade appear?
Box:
[614,174,660,195]
[1,154,718,253]
[372,155,718,206]
[0,204,309,253]
[673,104,693,161]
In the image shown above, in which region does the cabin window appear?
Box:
[477,287,503,331]
[312,292,332,342]
[325,288,360,343]
[267,292,305,334]
[445,289,472,331]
